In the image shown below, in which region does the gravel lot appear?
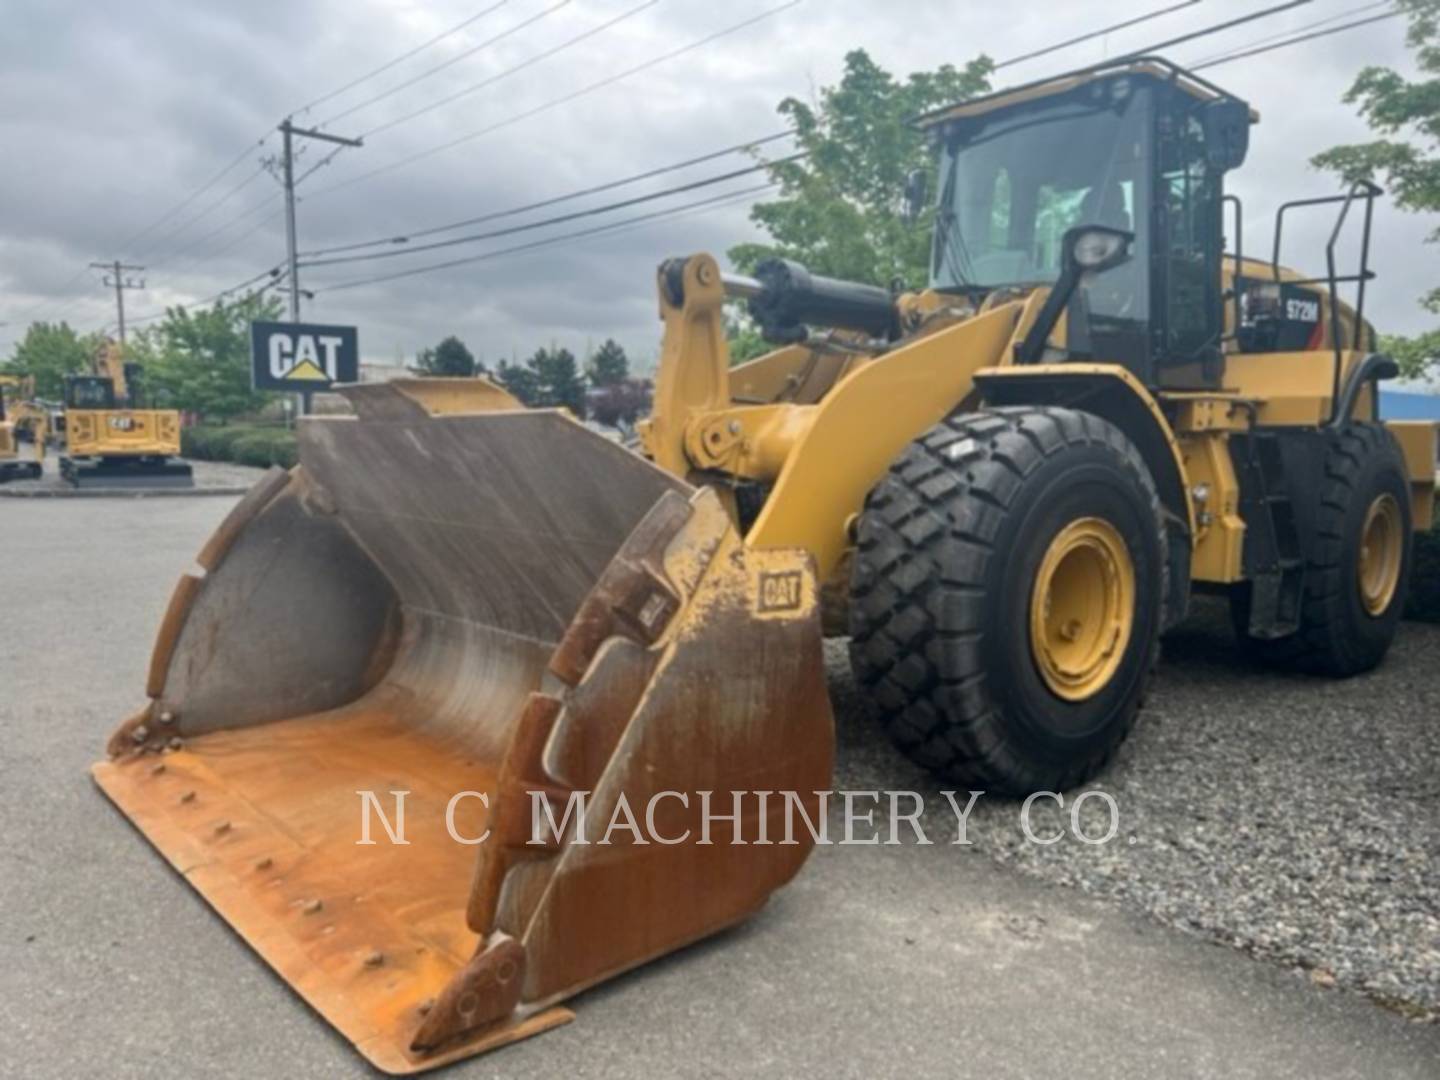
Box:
[830,601,1440,1020]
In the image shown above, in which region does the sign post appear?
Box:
[249,321,359,402]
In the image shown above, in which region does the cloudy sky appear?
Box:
[1,0,1431,372]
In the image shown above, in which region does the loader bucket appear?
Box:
[92,381,833,1075]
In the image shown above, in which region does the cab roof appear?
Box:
[914,55,1257,129]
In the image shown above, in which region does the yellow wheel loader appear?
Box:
[94,57,1437,1071]
[61,341,192,488]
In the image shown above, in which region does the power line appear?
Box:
[316,182,775,293]
[123,265,289,328]
[1188,0,1392,65]
[322,0,576,129]
[35,5,523,321]
[116,137,271,257]
[996,0,1202,69]
[1192,7,1402,69]
[359,0,660,138]
[154,192,285,269]
[132,164,269,265]
[298,130,794,257]
[308,0,803,199]
[295,0,512,117]
[18,0,793,332]
[299,152,802,269]
[106,0,579,283]
[1111,0,1315,61]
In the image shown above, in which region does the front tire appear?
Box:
[849,407,1167,794]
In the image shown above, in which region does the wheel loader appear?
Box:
[94,57,1437,1072]
[60,340,192,488]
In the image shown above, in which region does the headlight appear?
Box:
[1071,228,1130,270]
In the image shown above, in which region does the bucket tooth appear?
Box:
[409,935,527,1053]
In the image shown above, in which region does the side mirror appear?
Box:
[901,168,929,226]
[1067,225,1133,275]
[1014,225,1134,365]
[1201,98,1250,172]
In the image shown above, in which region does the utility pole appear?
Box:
[278,119,362,323]
[91,260,145,346]
[275,118,362,413]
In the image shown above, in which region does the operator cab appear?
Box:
[919,59,1252,390]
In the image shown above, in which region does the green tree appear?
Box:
[729,49,992,289]
[1313,0,1440,378]
[2,321,101,397]
[530,346,587,416]
[724,304,770,364]
[415,335,478,376]
[494,348,586,415]
[587,338,629,386]
[140,291,281,420]
[495,359,540,405]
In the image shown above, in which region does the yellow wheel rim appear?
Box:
[1357,493,1403,616]
[1030,517,1136,702]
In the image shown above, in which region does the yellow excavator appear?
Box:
[0,376,47,482]
[61,341,191,488]
[94,57,1436,1072]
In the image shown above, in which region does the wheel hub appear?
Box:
[1030,517,1136,702]
[1357,492,1402,616]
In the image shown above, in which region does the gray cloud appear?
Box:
[2,0,1432,370]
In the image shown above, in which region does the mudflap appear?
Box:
[92,384,833,1073]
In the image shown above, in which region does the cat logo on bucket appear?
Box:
[757,570,804,614]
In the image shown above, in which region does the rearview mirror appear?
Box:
[1201,98,1250,172]
[901,168,929,226]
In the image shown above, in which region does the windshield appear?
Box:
[932,85,1150,292]
[67,377,115,410]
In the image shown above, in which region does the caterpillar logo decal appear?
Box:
[757,569,804,613]
[250,320,359,392]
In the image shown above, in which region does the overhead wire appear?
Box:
[1108,0,1316,62]
[295,0,512,117]
[1192,6,1402,68]
[298,153,802,269]
[996,0,1203,68]
[1188,0,1393,65]
[23,0,525,322]
[358,0,661,138]
[316,182,776,292]
[297,130,795,257]
[306,0,803,198]
[320,0,577,129]
[131,164,269,264]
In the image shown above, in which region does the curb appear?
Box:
[0,486,251,500]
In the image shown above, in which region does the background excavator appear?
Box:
[0,374,48,482]
[95,56,1436,1072]
[61,341,192,488]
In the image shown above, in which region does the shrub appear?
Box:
[182,424,297,469]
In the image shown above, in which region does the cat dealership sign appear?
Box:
[250,320,359,392]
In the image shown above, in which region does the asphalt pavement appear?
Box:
[1,494,1436,1079]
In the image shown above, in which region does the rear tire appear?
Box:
[1231,422,1412,675]
[848,407,1167,794]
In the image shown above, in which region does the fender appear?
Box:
[973,363,1196,627]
